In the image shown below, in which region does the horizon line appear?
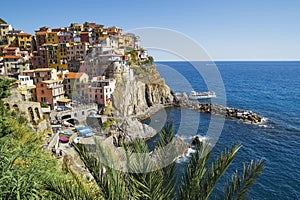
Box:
[155,60,300,62]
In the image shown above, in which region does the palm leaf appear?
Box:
[224,159,265,200]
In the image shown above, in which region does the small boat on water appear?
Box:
[189,91,216,100]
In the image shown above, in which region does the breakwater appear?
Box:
[176,94,264,124]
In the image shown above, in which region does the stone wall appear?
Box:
[3,89,43,124]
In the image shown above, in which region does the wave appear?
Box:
[175,135,210,164]
[176,147,195,164]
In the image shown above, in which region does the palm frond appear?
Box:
[178,142,211,200]
[225,159,265,200]
[127,138,175,200]
[73,141,130,200]
[200,144,241,200]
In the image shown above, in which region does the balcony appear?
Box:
[47,84,63,89]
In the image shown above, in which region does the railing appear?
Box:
[47,84,64,89]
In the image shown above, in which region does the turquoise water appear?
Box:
[152,61,300,199]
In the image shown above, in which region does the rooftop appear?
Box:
[42,79,59,84]
[18,32,32,36]
[35,31,48,35]
[4,46,18,50]
[4,55,22,59]
[65,72,85,79]
[34,68,53,72]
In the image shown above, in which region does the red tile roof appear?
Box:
[4,46,18,50]
[35,31,48,35]
[4,55,22,59]
[65,72,84,79]
[18,32,32,36]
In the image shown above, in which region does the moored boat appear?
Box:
[189,91,216,99]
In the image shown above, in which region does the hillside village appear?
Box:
[0,19,155,123]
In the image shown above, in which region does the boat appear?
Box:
[189,91,216,99]
[59,136,70,143]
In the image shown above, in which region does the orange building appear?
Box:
[36,79,65,109]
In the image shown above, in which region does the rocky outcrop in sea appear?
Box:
[177,92,264,124]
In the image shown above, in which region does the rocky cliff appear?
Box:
[112,65,175,117]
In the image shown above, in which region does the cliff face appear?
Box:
[112,66,174,117]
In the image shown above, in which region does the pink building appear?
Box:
[30,47,48,69]
[88,76,116,107]
[58,31,73,43]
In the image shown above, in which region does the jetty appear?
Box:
[176,94,264,124]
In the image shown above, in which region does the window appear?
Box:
[41,97,46,102]
[41,90,44,94]
[82,111,85,115]
[41,84,44,87]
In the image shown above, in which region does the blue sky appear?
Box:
[1,0,300,61]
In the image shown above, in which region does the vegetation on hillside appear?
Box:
[0,77,68,199]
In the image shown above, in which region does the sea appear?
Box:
[146,61,300,199]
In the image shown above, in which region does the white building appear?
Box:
[3,55,30,78]
[88,76,116,106]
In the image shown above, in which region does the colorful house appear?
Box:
[30,47,48,69]
[88,76,116,106]
[46,32,59,44]
[0,23,12,43]
[70,23,84,32]
[63,72,89,98]
[6,30,23,46]
[66,42,90,61]
[17,75,36,101]
[3,55,30,78]
[16,32,33,52]
[36,79,65,109]
[23,68,58,84]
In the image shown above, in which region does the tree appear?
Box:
[0,77,69,199]
[45,124,265,200]
[0,77,15,99]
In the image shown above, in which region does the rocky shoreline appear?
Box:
[176,93,265,124]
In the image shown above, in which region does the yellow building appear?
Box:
[0,44,8,57]
[16,33,33,52]
[70,23,83,32]
[43,43,68,70]
[44,43,59,69]
[63,72,89,98]
[6,34,16,45]
[46,32,58,44]
[57,43,68,69]
[0,23,12,42]
[5,30,22,46]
